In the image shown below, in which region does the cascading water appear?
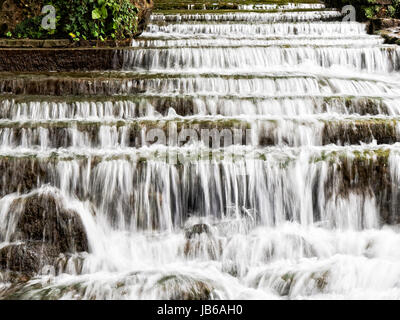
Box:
[2,2,400,300]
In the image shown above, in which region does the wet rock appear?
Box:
[0,158,48,196]
[0,270,32,300]
[0,39,140,48]
[9,192,89,253]
[133,0,154,38]
[381,30,400,45]
[0,76,144,96]
[321,150,396,225]
[0,48,124,72]
[184,224,221,259]
[278,272,296,296]
[222,261,248,278]
[0,39,72,48]
[365,17,400,45]
[185,224,211,240]
[0,191,89,275]
[0,278,86,300]
[322,120,399,146]
[0,270,30,284]
[0,242,57,275]
[254,269,330,297]
[54,253,87,275]
[156,275,214,300]
[0,0,153,38]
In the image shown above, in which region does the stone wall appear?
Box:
[0,48,124,72]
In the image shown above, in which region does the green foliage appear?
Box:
[9,0,138,40]
[364,5,377,19]
[391,0,400,17]
[388,5,396,17]
[325,0,400,20]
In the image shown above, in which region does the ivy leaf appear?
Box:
[92,8,101,20]
[101,5,108,19]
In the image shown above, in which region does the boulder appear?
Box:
[0,191,89,275]
[9,192,88,253]
[0,242,57,275]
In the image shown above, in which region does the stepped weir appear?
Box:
[1,1,400,299]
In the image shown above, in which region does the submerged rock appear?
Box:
[184,224,221,260]
[185,224,211,240]
[0,270,30,284]
[253,269,330,297]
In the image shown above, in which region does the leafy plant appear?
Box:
[325,0,400,20]
[364,6,377,19]
[8,0,138,41]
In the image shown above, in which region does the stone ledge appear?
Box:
[0,48,125,72]
[0,38,134,48]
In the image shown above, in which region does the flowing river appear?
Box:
[1,2,400,299]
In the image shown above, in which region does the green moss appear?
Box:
[311,147,391,165]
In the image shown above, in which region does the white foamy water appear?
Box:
[1,4,400,300]
[151,10,342,23]
[146,22,368,37]
[238,3,326,10]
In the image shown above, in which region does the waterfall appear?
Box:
[2,3,400,300]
